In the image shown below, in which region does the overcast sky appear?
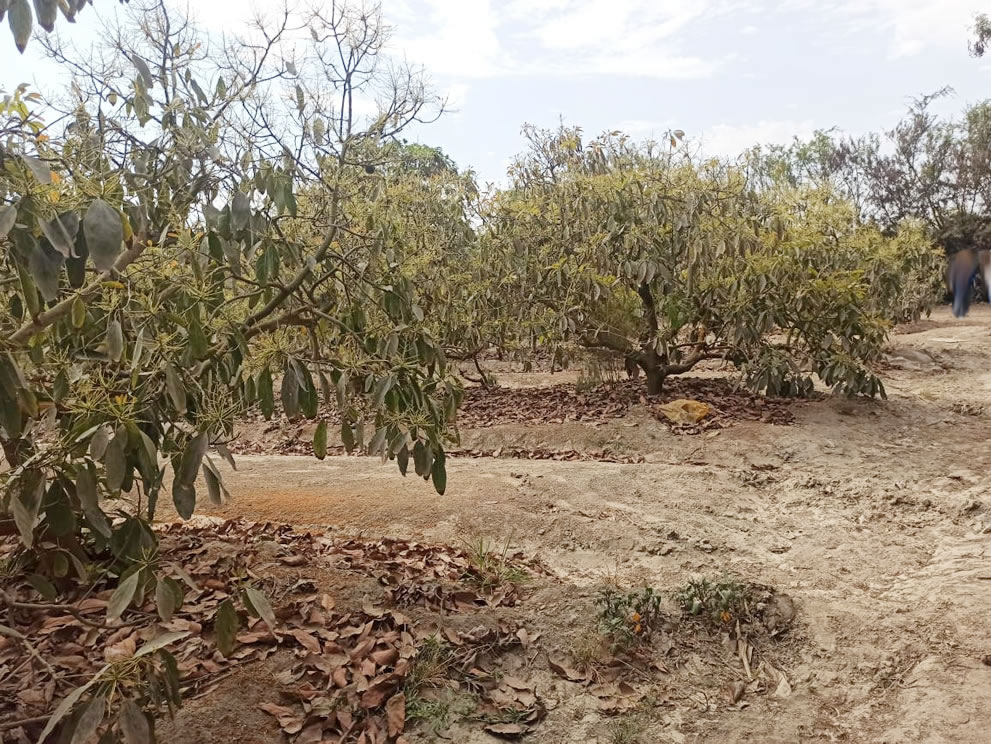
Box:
[3,0,989,184]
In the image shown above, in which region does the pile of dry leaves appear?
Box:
[230,437,646,464]
[0,521,544,743]
[230,377,797,460]
[457,378,798,431]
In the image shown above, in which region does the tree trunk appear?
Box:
[646,367,665,395]
[635,350,665,395]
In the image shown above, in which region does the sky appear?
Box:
[3,0,990,185]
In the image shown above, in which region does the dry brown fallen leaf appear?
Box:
[360,672,403,709]
[547,654,587,682]
[727,680,747,703]
[385,692,406,737]
[484,722,528,739]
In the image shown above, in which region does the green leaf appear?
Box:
[412,440,428,477]
[70,693,105,744]
[12,471,44,547]
[46,499,76,537]
[340,419,355,453]
[172,431,208,519]
[130,52,154,89]
[118,700,152,744]
[231,191,250,231]
[36,666,108,744]
[258,367,274,419]
[15,246,41,317]
[313,420,328,460]
[155,577,182,622]
[52,553,69,578]
[130,327,145,373]
[431,449,447,495]
[165,365,187,415]
[89,426,110,460]
[27,573,57,601]
[29,238,64,302]
[215,598,238,657]
[52,368,69,403]
[40,211,79,258]
[0,204,16,237]
[19,154,49,183]
[281,365,299,419]
[83,198,123,272]
[105,427,128,492]
[107,570,141,622]
[71,295,86,328]
[243,586,278,635]
[134,630,190,658]
[372,375,393,408]
[368,426,387,457]
[335,370,349,409]
[185,314,208,359]
[201,455,229,506]
[216,442,237,471]
[76,466,111,538]
[297,365,318,419]
[106,318,124,362]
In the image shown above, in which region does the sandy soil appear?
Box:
[158,305,991,743]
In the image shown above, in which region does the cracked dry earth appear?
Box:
[160,305,991,743]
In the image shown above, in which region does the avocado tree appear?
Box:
[1,0,460,738]
[482,125,940,396]
[1,0,134,53]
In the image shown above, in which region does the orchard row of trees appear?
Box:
[741,90,991,256]
[0,1,981,739]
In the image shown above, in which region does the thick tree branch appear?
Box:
[579,329,634,355]
[7,241,148,347]
[637,281,659,335]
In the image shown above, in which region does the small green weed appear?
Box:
[607,713,647,744]
[595,586,663,652]
[406,691,476,736]
[674,576,751,627]
[461,535,529,591]
[404,637,475,735]
[405,636,455,692]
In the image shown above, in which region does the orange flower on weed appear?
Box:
[631,612,641,623]
[720,611,732,623]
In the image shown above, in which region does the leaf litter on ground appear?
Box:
[0,520,546,743]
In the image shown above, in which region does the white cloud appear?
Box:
[870,0,978,59]
[779,0,980,59]
[614,119,666,134]
[443,83,470,113]
[392,0,507,78]
[700,119,817,157]
[390,0,723,80]
[524,0,708,51]
[610,118,686,138]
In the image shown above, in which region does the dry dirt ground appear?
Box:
[159,306,991,744]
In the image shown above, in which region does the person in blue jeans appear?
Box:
[947,248,991,317]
